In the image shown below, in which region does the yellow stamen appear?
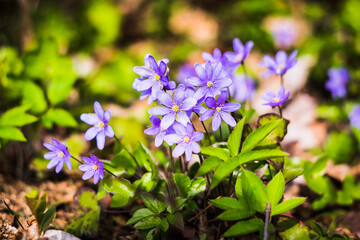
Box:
[58,152,64,157]
[216,107,221,112]
[155,75,161,81]
[274,97,280,103]
[93,165,98,170]
[207,81,213,87]
[184,136,190,142]
[172,105,179,112]
[98,122,105,127]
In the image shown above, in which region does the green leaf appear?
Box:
[317,104,344,123]
[174,173,191,198]
[126,208,156,225]
[65,189,100,237]
[134,216,161,230]
[325,131,355,164]
[102,177,134,207]
[188,177,206,198]
[200,146,230,161]
[39,205,56,234]
[210,149,288,189]
[21,81,47,114]
[133,141,154,171]
[141,195,166,214]
[217,208,255,221]
[255,114,289,147]
[266,171,285,206]
[0,105,37,127]
[159,218,169,232]
[235,177,243,198]
[111,149,136,176]
[0,126,26,141]
[241,120,282,153]
[271,198,306,216]
[210,197,244,210]
[42,108,77,128]
[228,117,246,157]
[196,156,223,176]
[280,223,310,240]
[241,169,268,212]
[223,218,263,237]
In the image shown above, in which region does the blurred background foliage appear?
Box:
[1,0,360,178]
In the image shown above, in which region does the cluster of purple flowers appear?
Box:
[44,101,111,184]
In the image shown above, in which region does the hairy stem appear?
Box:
[264,202,271,240]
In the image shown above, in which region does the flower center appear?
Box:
[98,122,105,127]
[93,165,98,170]
[216,107,221,112]
[58,151,64,157]
[207,81,213,87]
[274,97,280,103]
[184,136,190,142]
[155,75,161,81]
[172,105,179,112]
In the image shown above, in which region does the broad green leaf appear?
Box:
[200,147,230,161]
[280,223,310,240]
[188,177,206,198]
[210,149,288,189]
[167,198,187,214]
[133,141,155,171]
[325,131,355,164]
[223,218,263,237]
[42,108,77,128]
[228,117,246,157]
[65,190,100,237]
[241,169,268,212]
[271,198,306,216]
[241,120,281,153]
[21,81,47,114]
[256,114,289,147]
[174,173,191,198]
[134,216,161,230]
[217,208,255,221]
[126,208,156,225]
[317,104,343,123]
[283,168,303,181]
[210,197,244,210]
[141,195,166,214]
[0,126,26,141]
[266,171,285,206]
[111,149,136,176]
[39,205,56,234]
[103,177,134,207]
[196,156,223,176]
[159,218,169,232]
[139,172,156,192]
[235,177,243,198]
[0,105,37,127]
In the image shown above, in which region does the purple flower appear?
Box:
[200,91,241,131]
[148,84,197,129]
[350,105,360,130]
[261,86,290,107]
[44,138,72,173]
[229,74,255,103]
[224,38,254,67]
[145,116,175,147]
[164,123,204,161]
[80,101,114,150]
[133,54,176,104]
[202,48,229,68]
[325,68,349,99]
[186,61,232,100]
[259,50,298,78]
[176,63,197,86]
[270,20,298,49]
[79,154,104,184]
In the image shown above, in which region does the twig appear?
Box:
[2,199,25,230]
[188,196,221,222]
[264,202,271,240]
